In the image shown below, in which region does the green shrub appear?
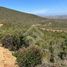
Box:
[14,45,42,67]
[19,36,30,48]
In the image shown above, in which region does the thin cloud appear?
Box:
[27,9,48,15]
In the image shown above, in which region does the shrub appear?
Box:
[1,34,32,51]
[19,36,30,48]
[14,45,42,67]
[1,35,20,51]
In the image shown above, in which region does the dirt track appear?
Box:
[0,46,18,67]
[32,24,67,33]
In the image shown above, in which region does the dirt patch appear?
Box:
[0,46,18,67]
[0,24,3,27]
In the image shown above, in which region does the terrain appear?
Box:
[44,15,67,19]
[0,7,46,25]
[0,7,67,67]
[0,46,18,67]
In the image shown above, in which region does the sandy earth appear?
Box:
[0,46,18,67]
[0,24,3,27]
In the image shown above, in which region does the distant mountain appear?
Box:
[43,15,67,19]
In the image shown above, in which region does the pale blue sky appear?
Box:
[0,0,67,15]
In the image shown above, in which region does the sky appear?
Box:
[0,0,67,16]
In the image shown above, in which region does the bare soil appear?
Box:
[0,46,18,67]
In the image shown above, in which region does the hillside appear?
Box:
[0,7,67,41]
[0,7,67,67]
[0,7,47,25]
[0,7,67,30]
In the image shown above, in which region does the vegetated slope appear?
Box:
[0,7,47,25]
[0,7,67,67]
[0,7,67,30]
[0,7,47,41]
[0,7,67,40]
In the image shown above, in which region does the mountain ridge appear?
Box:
[0,7,47,25]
